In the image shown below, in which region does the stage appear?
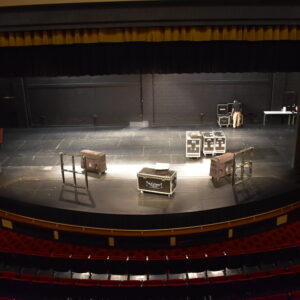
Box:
[0,124,299,229]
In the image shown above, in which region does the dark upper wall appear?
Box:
[1,1,300,32]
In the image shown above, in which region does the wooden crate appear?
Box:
[80,149,107,174]
[210,153,234,181]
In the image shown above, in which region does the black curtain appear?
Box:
[1,41,300,76]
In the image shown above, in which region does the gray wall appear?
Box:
[24,75,142,126]
[0,78,27,127]
[1,72,298,127]
[143,73,272,125]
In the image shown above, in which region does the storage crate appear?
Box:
[137,167,177,197]
[202,132,215,156]
[213,131,226,154]
[217,115,230,128]
[186,131,202,158]
[210,153,234,181]
[80,149,107,174]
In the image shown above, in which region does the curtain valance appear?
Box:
[1,25,300,47]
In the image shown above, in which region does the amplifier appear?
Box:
[217,104,228,115]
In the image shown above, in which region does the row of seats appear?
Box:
[0,220,299,262]
[0,221,298,299]
[1,245,299,276]
[0,264,299,299]
[245,290,300,300]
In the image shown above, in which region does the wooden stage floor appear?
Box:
[0,124,298,220]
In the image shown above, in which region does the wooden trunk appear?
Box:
[210,152,234,181]
[80,149,107,174]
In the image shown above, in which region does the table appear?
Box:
[263,111,297,126]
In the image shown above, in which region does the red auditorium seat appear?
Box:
[287,265,300,273]
[55,277,77,285]
[35,275,56,285]
[121,280,142,287]
[267,293,289,300]
[143,279,165,287]
[187,277,208,286]
[147,255,168,274]
[74,278,98,287]
[166,254,188,273]
[165,278,187,287]
[98,280,121,287]
[228,273,250,282]
[127,254,148,275]
[1,271,18,279]
[109,254,129,274]
[269,267,288,275]
[247,270,272,279]
[290,290,300,300]
[18,273,37,281]
[208,275,229,283]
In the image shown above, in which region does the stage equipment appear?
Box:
[217,104,229,115]
[185,131,202,158]
[80,150,107,174]
[202,131,215,156]
[216,103,236,127]
[213,131,226,154]
[60,152,88,189]
[210,152,234,181]
[217,104,231,128]
[232,147,254,185]
[137,167,177,197]
[217,115,230,128]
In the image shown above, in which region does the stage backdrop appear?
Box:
[20,73,271,126]
[24,75,142,126]
[2,72,299,127]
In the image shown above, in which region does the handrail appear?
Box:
[0,201,299,237]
